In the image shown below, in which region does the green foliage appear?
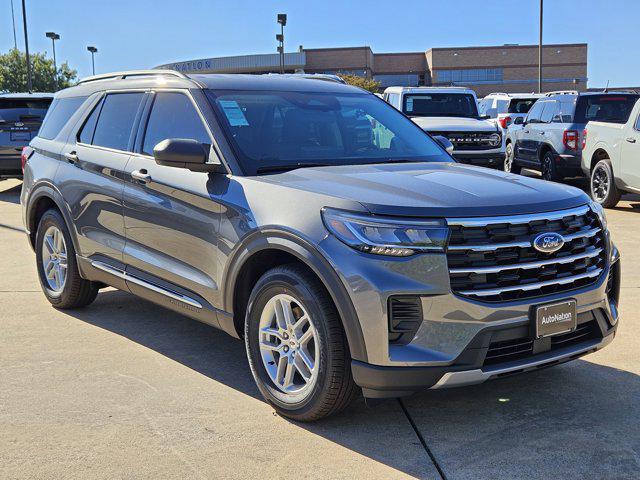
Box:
[0,48,77,92]
[338,74,382,93]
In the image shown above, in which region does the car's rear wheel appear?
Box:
[35,209,99,308]
[245,264,357,421]
[503,143,521,174]
[591,159,621,208]
[541,151,561,182]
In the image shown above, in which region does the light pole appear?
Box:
[46,32,60,89]
[87,46,98,75]
[277,13,287,74]
[538,0,543,93]
[21,0,33,92]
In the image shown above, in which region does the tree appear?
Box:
[0,48,77,93]
[338,74,381,93]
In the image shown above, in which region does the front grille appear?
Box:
[430,131,500,151]
[484,320,600,366]
[447,206,606,302]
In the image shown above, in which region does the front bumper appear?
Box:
[453,151,505,167]
[353,307,617,397]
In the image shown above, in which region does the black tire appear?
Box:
[591,159,621,208]
[541,151,562,182]
[245,264,358,421]
[503,142,522,174]
[35,209,99,309]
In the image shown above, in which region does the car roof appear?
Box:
[55,70,366,98]
[384,86,475,95]
[484,92,545,99]
[0,92,55,99]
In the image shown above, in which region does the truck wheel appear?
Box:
[591,159,621,208]
[504,143,521,174]
[35,209,99,309]
[541,151,561,182]
[245,264,358,421]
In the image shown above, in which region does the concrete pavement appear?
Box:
[1,178,638,479]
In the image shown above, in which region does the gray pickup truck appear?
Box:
[21,72,619,421]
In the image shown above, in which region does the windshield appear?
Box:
[0,98,52,125]
[507,98,539,114]
[402,93,479,118]
[574,94,639,124]
[206,90,450,175]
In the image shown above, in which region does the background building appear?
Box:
[156,42,588,96]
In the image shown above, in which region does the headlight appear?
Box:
[590,200,607,229]
[322,208,449,256]
[488,132,501,147]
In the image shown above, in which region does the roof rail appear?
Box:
[263,73,347,84]
[544,90,579,96]
[77,69,189,85]
[486,92,510,96]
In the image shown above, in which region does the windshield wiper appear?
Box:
[256,162,331,174]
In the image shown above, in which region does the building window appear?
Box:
[373,74,420,88]
[435,68,503,84]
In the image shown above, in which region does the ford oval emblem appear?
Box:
[532,232,565,253]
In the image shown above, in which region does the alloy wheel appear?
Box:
[258,294,319,398]
[592,164,610,202]
[504,144,514,172]
[41,225,68,292]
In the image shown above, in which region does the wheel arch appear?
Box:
[222,228,368,362]
[590,148,610,171]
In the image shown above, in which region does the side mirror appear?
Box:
[513,117,525,125]
[153,138,222,172]
[433,135,454,155]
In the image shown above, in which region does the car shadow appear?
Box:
[0,181,22,205]
[62,288,640,479]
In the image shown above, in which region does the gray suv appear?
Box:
[21,71,620,421]
[504,91,639,180]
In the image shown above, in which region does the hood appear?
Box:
[257,162,589,217]
[410,116,498,132]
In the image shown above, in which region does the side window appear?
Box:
[540,101,557,123]
[526,101,544,123]
[635,113,640,131]
[387,93,400,110]
[78,98,103,144]
[38,96,87,140]
[92,92,145,151]
[142,92,210,156]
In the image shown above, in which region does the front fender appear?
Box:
[222,227,368,362]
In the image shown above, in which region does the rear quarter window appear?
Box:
[38,96,88,140]
[574,95,639,124]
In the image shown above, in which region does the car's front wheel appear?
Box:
[591,159,621,208]
[503,143,521,174]
[245,264,357,421]
[35,209,99,308]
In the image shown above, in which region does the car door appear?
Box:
[516,100,545,163]
[535,100,558,163]
[57,91,146,272]
[620,111,640,189]
[122,89,224,324]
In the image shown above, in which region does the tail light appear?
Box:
[582,128,587,149]
[21,147,29,173]
[498,116,512,129]
[563,130,579,151]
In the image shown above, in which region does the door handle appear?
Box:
[626,137,637,143]
[64,152,78,164]
[539,131,545,135]
[131,169,152,184]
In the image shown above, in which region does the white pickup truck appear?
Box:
[582,97,640,207]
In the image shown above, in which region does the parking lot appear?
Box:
[0,177,638,480]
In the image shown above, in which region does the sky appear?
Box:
[1,0,637,87]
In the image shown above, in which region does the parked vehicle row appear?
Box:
[582,97,640,207]
[21,71,619,421]
[0,93,54,180]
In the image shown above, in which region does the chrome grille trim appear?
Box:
[449,247,603,274]
[447,205,591,227]
[447,226,600,252]
[457,268,603,297]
